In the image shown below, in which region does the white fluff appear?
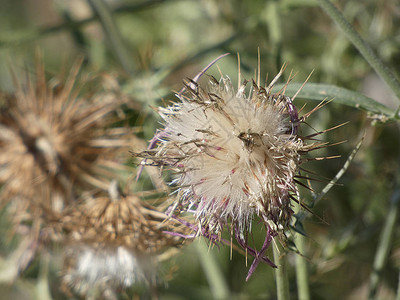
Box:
[158,77,303,233]
[63,244,155,296]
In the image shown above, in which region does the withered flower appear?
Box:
[135,55,329,279]
[61,181,187,298]
[0,58,132,275]
[0,59,131,214]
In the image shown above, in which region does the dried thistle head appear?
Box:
[0,58,134,281]
[135,55,328,277]
[61,181,187,297]
[0,58,131,227]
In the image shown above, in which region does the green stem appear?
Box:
[196,239,230,299]
[263,0,283,70]
[87,0,135,74]
[293,192,310,300]
[295,234,310,300]
[318,0,400,104]
[273,243,290,300]
[368,188,400,299]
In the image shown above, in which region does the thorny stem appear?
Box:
[318,0,400,107]
[87,0,135,75]
[273,243,290,300]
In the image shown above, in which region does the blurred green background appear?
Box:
[0,0,399,299]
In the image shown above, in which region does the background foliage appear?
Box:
[0,0,399,299]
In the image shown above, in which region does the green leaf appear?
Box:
[274,83,395,120]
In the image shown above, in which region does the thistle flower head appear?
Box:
[136,55,324,277]
[163,76,302,234]
[61,181,187,296]
[139,73,303,231]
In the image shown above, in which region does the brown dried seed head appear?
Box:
[62,181,186,253]
[0,59,132,229]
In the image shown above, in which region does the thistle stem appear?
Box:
[293,196,310,300]
[318,0,400,104]
[368,188,400,299]
[196,239,230,299]
[273,242,290,300]
[295,234,310,300]
[263,0,283,71]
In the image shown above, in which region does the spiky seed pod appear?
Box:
[135,60,323,275]
[61,181,187,297]
[0,59,132,229]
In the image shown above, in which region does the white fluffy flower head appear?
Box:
[138,62,311,241]
[164,77,303,233]
[135,55,335,279]
[62,244,155,296]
